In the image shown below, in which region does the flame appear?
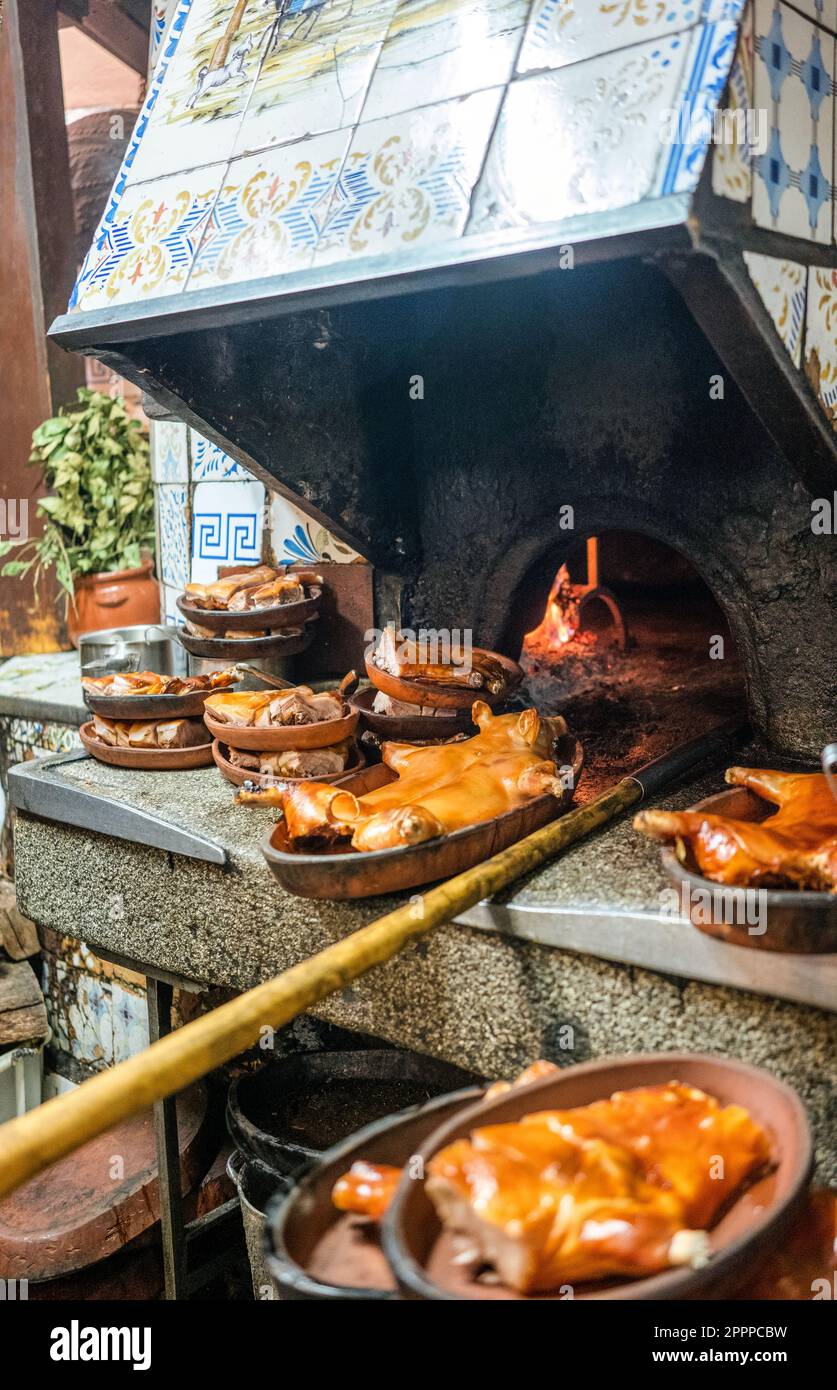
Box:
[526,564,580,649]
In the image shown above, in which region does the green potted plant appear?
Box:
[0,388,158,645]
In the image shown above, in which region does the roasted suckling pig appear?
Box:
[184,566,321,613]
[82,669,236,697]
[91,715,209,749]
[635,767,837,892]
[236,701,569,847]
[426,1083,770,1293]
[372,629,509,694]
[331,1063,561,1221]
[206,686,343,728]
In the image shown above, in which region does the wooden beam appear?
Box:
[58,0,150,75]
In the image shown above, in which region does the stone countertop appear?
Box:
[10,749,837,1013]
[12,750,837,1178]
[0,652,85,727]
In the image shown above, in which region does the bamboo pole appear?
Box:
[0,780,641,1201]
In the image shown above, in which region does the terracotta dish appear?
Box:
[382,1054,812,1301]
[203,701,358,752]
[364,651,522,710]
[80,721,213,770]
[177,586,321,633]
[212,739,364,787]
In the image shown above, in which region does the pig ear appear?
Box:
[471,700,492,728]
[516,709,541,745]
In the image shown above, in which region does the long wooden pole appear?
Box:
[0,780,639,1200]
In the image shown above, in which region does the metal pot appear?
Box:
[78,624,187,679]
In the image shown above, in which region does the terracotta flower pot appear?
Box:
[66,557,160,647]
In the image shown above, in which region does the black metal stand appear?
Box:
[146,978,188,1301]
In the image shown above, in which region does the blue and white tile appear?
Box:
[711,0,755,202]
[234,0,398,159]
[151,420,189,482]
[163,582,186,624]
[753,0,835,242]
[804,265,837,427]
[315,87,502,265]
[743,250,806,363]
[269,493,365,565]
[72,166,224,313]
[655,20,741,195]
[157,483,190,588]
[470,34,689,232]
[191,429,252,480]
[516,0,741,77]
[788,0,837,32]
[189,131,349,289]
[360,0,528,123]
[149,0,182,78]
[191,478,265,584]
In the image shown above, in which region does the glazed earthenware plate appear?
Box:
[382,1053,812,1301]
[204,699,358,751]
[660,787,837,954]
[212,738,364,788]
[79,720,213,770]
[175,619,318,662]
[176,586,321,633]
[364,651,522,710]
[83,681,239,721]
[264,1086,483,1301]
[348,685,477,741]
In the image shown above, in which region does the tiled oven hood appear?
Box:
[50,0,837,504]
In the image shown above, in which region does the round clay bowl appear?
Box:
[383,1053,813,1302]
[265,1087,483,1300]
[176,586,321,633]
[80,721,213,770]
[212,739,364,787]
[364,651,522,710]
[84,681,238,720]
[203,700,358,751]
[176,620,317,661]
[661,787,837,954]
[349,685,477,740]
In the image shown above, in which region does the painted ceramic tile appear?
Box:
[804,265,837,426]
[191,478,266,583]
[189,130,349,288]
[157,483,190,588]
[361,0,528,123]
[163,582,186,623]
[517,0,743,77]
[711,0,754,202]
[743,250,806,363]
[470,33,690,231]
[151,420,190,482]
[129,0,265,185]
[69,1,195,310]
[753,0,835,242]
[315,87,502,264]
[269,494,365,564]
[149,0,182,76]
[191,429,252,479]
[656,20,741,194]
[111,982,150,1064]
[234,0,398,158]
[790,0,837,32]
[72,167,223,313]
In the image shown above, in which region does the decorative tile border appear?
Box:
[316,87,503,262]
[72,167,223,312]
[744,250,807,362]
[804,264,837,424]
[656,21,741,195]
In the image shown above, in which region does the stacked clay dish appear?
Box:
[204,682,361,787]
